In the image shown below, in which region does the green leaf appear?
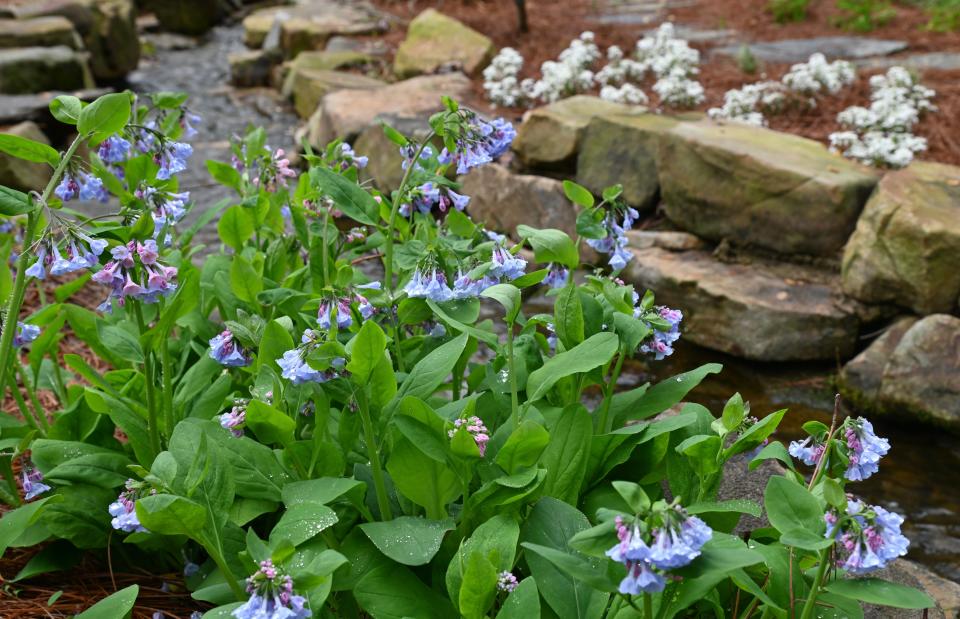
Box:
[245,400,296,446]
[516,226,579,268]
[95,323,143,364]
[269,503,338,547]
[75,585,138,619]
[724,410,785,459]
[459,551,499,619]
[354,560,457,619]
[386,334,468,415]
[714,392,745,436]
[0,185,32,216]
[554,283,584,349]
[612,481,650,514]
[686,499,762,519]
[387,437,460,519]
[495,578,540,619]
[11,540,82,581]
[764,476,825,537]
[347,320,387,384]
[495,420,550,475]
[206,159,242,191]
[0,133,59,166]
[217,205,255,251]
[825,578,935,609]
[520,542,617,591]
[526,332,619,403]
[481,283,521,324]
[613,363,722,425]
[563,180,594,208]
[77,92,131,137]
[446,513,520,606]
[258,319,295,373]
[360,516,454,566]
[44,453,131,488]
[310,165,378,225]
[49,95,82,125]
[540,404,592,504]
[135,493,207,535]
[0,496,60,559]
[230,255,262,304]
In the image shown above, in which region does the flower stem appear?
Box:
[15,363,48,433]
[506,322,519,428]
[160,335,175,438]
[383,136,434,292]
[597,345,626,434]
[644,592,653,619]
[321,207,330,289]
[131,301,161,457]
[799,549,830,619]
[0,135,84,399]
[356,388,392,520]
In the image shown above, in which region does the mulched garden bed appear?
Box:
[370,0,960,165]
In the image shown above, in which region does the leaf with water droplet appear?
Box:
[359,516,454,566]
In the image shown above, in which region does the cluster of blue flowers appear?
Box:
[640,306,683,360]
[12,321,40,348]
[209,330,251,367]
[219,399,248,438]
[825,499,909,574]
[232,560,309,619]
[587,206,639,271]
[335,142,368,171]
[606,505,713,594]
[451,117,517,175]
[399,181,470,217]
[317,292,375,330]
[55,171,108,203]
[137,186,190,246]
[542,263,570,289]
[108,480,148,534]
[90,240,178,312]
[277,330,345,385]
[789,417,890,481]
[25,234,108,280]
[21,466,50,500]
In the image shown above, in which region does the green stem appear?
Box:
[597,346,626,434]
[505,322,519,428]
[15,363,48,433]
[357,389,392,521]
[0,135,85,392]
[6,374,41,435]
[383,136,434,291]
[798,550,830,619]
[161,336,174,439]
[321,207,330,289]
[211,549,246,601]
[644,592,653,619]
[131,301,161,456]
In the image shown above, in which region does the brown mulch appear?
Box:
[370,0,960,165]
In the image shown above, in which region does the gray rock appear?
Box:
[0,121,52,191]
[289,69,384,120]
[393,9,495,78]
[458,163,578,239]
[842,161,960,315]
[625,229,706,251]
[0,16,81,49]
[714,36,908,63]
[658,119,879,257]
[243,1,387,56]
[0,87,110,124]
[624,246,861,361]
[576,113,679,211]
[141,32,200,52]
[152,0,223,35]
[228,48,282,88]
[878,314,960,430]
[840,316,917,403]
[645,23,738,43]
[303,72,471,149]
[513,95,645,171]
[325,35,389,56]
[0,46,92,94]
[857,51,960,72]
[279,50,376,98]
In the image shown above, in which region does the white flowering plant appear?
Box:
[0,93,936,617]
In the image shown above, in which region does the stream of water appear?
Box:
[129,23,959,584]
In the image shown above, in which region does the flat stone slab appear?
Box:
[715,36,908,63]
[243,1,388,54]
[624,246,861,361]
[0,16,81,49]
[0,87,111,124]
[644,24,738,43]
[394,8,495,78]
[289,69,384,120]
[857,51,960,72]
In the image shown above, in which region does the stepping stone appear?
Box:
[243,1,388,56]
[280,50,376,97]
[623,245,862,361]
[714,36,907,63]
[0,45,92,94]
[0,16,81,49]
[0,87,111,124]
[643,24,738,44]
[394,9,495,78]
[856,51,960,72]
[289,69,384,120]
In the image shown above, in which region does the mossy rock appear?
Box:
[657,119,879,257]
[280,50,375,98]
[393,9,494,78]
[0,45,92,94]
[152,0,222,35]
[842,161,960,315]
[0,16,81,49]
[290,69,384,120]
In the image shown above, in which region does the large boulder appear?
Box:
[0,16,81,49]
[842,162,960,315]
[512,95,644,170]
[0,46,92,94]
[576,113,679,210]
[303,72,471,149]
[243,2,387,56]
[624,246,861,361]
[877,314,960,430]
[14,0,139,81]
[353,113,435,191]
[657,120,879,257]
[279,50,375,96]
[840,316,918,404]
[459,164,577,238]
[393,9,495,78]
[0,121,52,191]
[290,69,384,119]
[152,0,223,35]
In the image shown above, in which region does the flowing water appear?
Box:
[130,23,960,584]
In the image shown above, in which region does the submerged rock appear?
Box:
[658,119,879,257]
[512,95,644,170]
[393,9,495,78]
[842,161,960,315]
[0,121,52,191]
[0,45,92,94]
[624,246,861,361]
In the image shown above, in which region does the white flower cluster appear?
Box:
[707,81,785,126]
[483,47,527,107]
[526,32,601,103]
[709,53,856,126]
[636,23,704,108]
[829,67,936,168]
[781,53,856,97]
[482,24,703,110]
